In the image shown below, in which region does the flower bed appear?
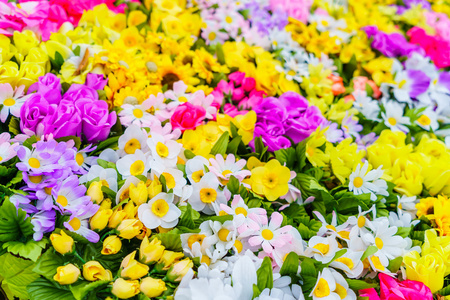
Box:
[0,0,449,299]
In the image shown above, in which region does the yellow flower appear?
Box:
[250,159,291,201]
[117,219,143,239]
[196,122,223,147]
[108,208,127,228]
[129,181,148,205]
[166,258,194,282]
[180,129,211,157]
[0,61,19,86]
[162,15,187,40]
[192,48,228,84]
[127,10,148,27]
[140,236,166,264]
[233,111,257,145]
[140,277,167,298]
[422,229,450,275]
[305,128,330,168]
[422,160,450,196]
[53,264,80,285]
[403,250,446,293]
[416,197,437,218]
[154,0,183,15]
[120,251,150,280]
[117,27,144,49]
[327,138,365,184]
[50,231,74,255]
[83,261,113,281]
[111,278,140,299]
[90,209,113,231]
[87,181,104,204]
[391,158,424,196]
[101,235,122,255]
[13,30,39,57]
[156,250,184,271]
[301,64,332,98]
[428,195,450,236]
[147,176,163,199]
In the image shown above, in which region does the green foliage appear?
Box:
[0,253,40,299]
[178,204,201,229]
[346,279,377,290]
[256,257,273,294]
[210,131,229,155]
[3,239,47,262]
[70,280,110,300]
[152,228,183,252]
[0,198,34,242]
[280,252,299,277]
[32,249,65,280]
[27,277,75,300]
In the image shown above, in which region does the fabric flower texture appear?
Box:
[349,161,388,201]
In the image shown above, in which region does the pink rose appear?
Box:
[359,273,433,300]
[269,0,313,23]
[170,103,206,132]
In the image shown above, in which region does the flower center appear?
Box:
[357,216,366,228]
[75,153,84,166]
[262,172,278,189]
[218,229,230,242]
[125,138,141,154]
[326,225,337,232]
[200,255,210,265]
[178,96,188,103]
[353,176,363,188]
[398,79,407,88]
[3,98,15,106]
[335,283,347,299]
[261,229,274,240]
[375,237,384,249]
[156,142,169,158]
[130,160,145,176]
[29,175,42,184]
[68,217,81,231]
[314,278,330,297]
[313,243,330,255]
[234,240,243,253]
[45,187,52,195]
[235,207,247,217]
[200,188,217,203]
[162,172,176,189]
[187,234,205,249]
[388,117,397,126]
[56,195,68,207]
[151,199,169,217]
[208,32,216,41]
[334,257,354,269]
[417,115,431,126]
[133,108,144,118]
[225,16,233,23]
[221,170,233,177]
[191,170,204,183]
[370,255,385,271]
[28,157,40,169]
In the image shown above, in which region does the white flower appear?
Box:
[147,133,182,171]
[308,236,340,264]
[347,206,375,238]
[79,165,118,192]
[381,101,410,133]
[119,101,160,128]
[138,192,181,229]
[117,124,149,157]
[396,195,418,218]
[0,83,29,122]
[348,161,388,201]
[329,250,364,279]
[152,167,186,197]
[389,208,420,228]
[209,154,251,182]
[116,149,151,178]
[185,155,210,184]
[310,268,356,300]
[189,172,227,215]
[352,90,380,121]
[415,107,439,131]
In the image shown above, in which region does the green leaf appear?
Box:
[23,135,38,149]
[101,186,116,201]
[215,43,226,65]
[153,229,182,252]
[396,227,411,238]
[0,253,40,299]
[360,245,378,261]
[256,257,273,292]
[81,243,125,271]
[297,216,321,239]
[346,279,377,291]
[387,256,403,273]
[92,136,120,155]
[210,131,229,156]
[32,249,65,280]
[437,284,450,296]
[8,117,20,135]
[0,198,34,242]
[226,175,240,195]
[70,280,110,300]
[274,148,296,169]
[3,239,47,262]
[184,149,196,159]
[5,170,23,187]
[27,277,75,300]
[280,252,299,276]
[226,136,242,155]
[178,204,199,229]
[300,258,318,292]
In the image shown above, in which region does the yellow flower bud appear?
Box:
[166,258,193,282]
[87,181,104,204]
[90,209,113,231]
[129,181,148,205]
[148,178,163,199]
[157,226,172,233]
[50,230,74,255]
[139,236,165,264]
[135,226,152,240]
[101,235,122,255]
[117,219,143,239]
[13,30,39,56]
[123,201,138,219]
[53,264,80,285]
[403,250,446,293]
[111,278,140,299]
[140,277,167,298]
[100,198,112,210]
[108,208,127,228]
[82,261,113,281]
[120,251,149,280]
[156,250,184,271]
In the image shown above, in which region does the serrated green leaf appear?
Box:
[257,257,273,291]
[0,198,34,241]
[280,252,299,276]
[81,243,125,271]
[5,170,23,187]
[32,249,65,280]
[70,280,109,300]
[8,117,20,135]
[27,277,75,300]
[210,131,229,156]
[3,239,47,262]
[178,204,198,229]
[274,148,296,169]
[152,228,182,252]
[437,284,450,296]
[0,253,40,299]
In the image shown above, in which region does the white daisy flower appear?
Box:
[330,249,364,279]
[347,206,376,238]
[152,167,186,198]
[118,124,149,157]
[185,155,210,184]
[138,192,181,229]
[0,83,30,122]
[79,165,118,192]
[310,268,355,300]
[415,107,439,131]
[352,90,380,121]
[209,154,251,183]
[116,149,151,178]
[396,194,417,218]
[119,101,160,128]
[147,133,182,172]
[381,101,410,133]
[307,235,340,264]
[348,161,388,201]
[189,172,227,215]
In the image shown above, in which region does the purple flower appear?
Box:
[28,73,62,105]
[52,175,91,214]
[63,84,98,102]
[76,99,117,143]
[251,125,291,152]
[30,209,56,241]
[407,70,431,98]
[42,99,82,138]
[19,94,56,136]
[9,194,38,215]
[85,73,108,90]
